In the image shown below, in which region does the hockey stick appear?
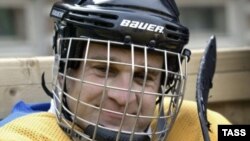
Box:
[196,35,217,141]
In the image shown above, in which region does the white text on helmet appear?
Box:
[51,9,64,18]
[120,19,164,33]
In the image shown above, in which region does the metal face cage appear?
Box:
[52,37,187,141]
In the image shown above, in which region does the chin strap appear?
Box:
[41,72,53,98]
[60,124,150,141]
[83,125,150,141]
[156,104,167,140]
[41,72,72,121]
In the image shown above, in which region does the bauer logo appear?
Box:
[120,19,164,33]
[218,125,249,141]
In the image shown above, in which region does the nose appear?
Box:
[107,73,137,106]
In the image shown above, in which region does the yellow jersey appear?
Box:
[0,100,231,141]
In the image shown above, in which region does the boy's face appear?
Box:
[64,43,163,132]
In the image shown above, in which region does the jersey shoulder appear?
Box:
[0,112,71,141]
[167,100,231,141]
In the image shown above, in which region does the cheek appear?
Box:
[68,82,103,103]
[141,95,157,115]
[66,81,104,117]
[66,68,103,101]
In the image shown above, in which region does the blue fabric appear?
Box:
[0,101,50,127]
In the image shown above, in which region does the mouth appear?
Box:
[102,109,124,120]
[100,110,125,129]
[97,109,139,131]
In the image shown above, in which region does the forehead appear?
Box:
[86,42,164,68]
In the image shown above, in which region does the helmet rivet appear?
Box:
[124,35,132,45]
[148,40,156,48]
[183,48,192,62]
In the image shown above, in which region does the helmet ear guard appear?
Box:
[53,22,87,73]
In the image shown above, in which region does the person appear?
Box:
[0,0,231,141]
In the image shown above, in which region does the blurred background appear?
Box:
[0,0,249,124]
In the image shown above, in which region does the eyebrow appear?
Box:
[89,56,162,75]
[89,56,121,62]
[135,67,161,76]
